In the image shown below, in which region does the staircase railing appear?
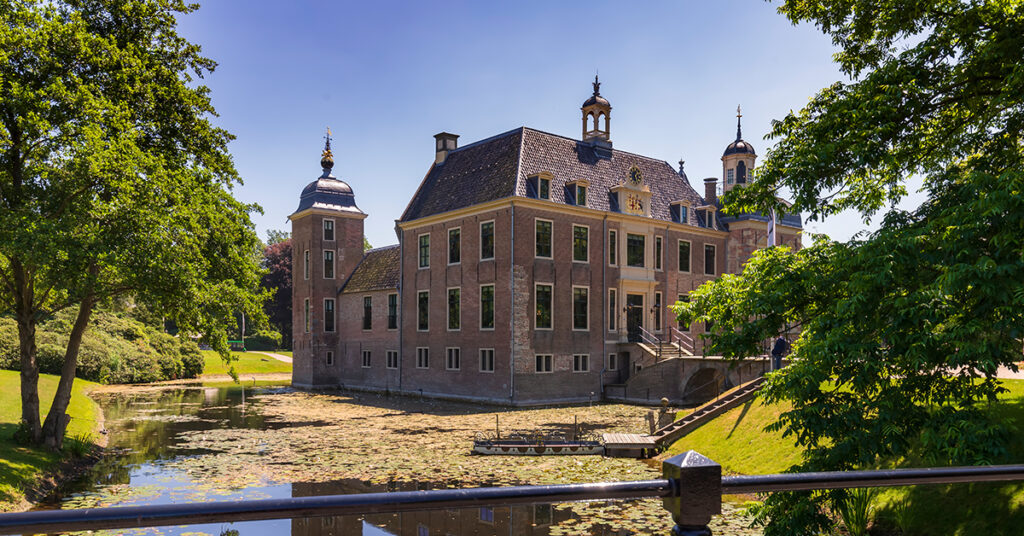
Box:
[637,326,663,360]
[669,327,695,355]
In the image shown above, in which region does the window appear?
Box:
[387,293,398,330]
[626,233,645,267]
[480,507,494,523]
[705,320,714,333]
[678,240,691,272]
[323,219,335,241]
[303,250,310,280]
[324,298,336,332]
[539,177,550,200]
[359,296,371,330]
[608,289,617,331]
[418,291,429,331]
[446,348,461,370]
[418,234,430,268]
[535,354,553,373]
[705,244,716,275]
[573,354,589,372]
[304,298,310,333]
[480,284,494,330]
[323,250,335,279]
[576,184,587,206]
[416,347,429,368]
[448,228,461,264]
[672,204,689,224]
[479,349,495,372]
[480,221,495,260]
[608,353,617,371]
[418,525,429,536]
[608,230,617,265]
[654,292,663,332]
[572,225,588,262]
[535,283,553,329]
[572,287,588,331]
[326,351,334,366]
[386,350,398,369]
[361,350,371,368]
[727,168,735,185]
[678,294,690,331]
[654,236,663,270]
[447,288,461,330]
[680,205,688,224]
[737,161,747,184]
[535,219,552,258]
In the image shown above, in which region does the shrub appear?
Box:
[244,329,282,351]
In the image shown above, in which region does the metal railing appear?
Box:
[637,326,663,360]
[3,452,1024,535]
[670,327,695,355]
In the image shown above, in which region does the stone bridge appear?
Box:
[603,352,777,406]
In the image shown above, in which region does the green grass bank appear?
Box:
[668,378,1024,535]
[0,370,101,512]
[201,350,292,376]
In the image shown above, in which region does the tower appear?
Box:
[581,75,612,145]
[721,105,757,193]
[289,129,367,388]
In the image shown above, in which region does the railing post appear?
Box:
[662,450,721,536]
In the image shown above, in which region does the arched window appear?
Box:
[737,161,747,184]
[601,113,608,131]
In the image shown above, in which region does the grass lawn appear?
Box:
[276,350,292,357]
[0,370,100,512]
[668,378,1024,535]
[201,350,292,376]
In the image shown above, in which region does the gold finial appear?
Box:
[323,127,333,156]
[736,104,742,118]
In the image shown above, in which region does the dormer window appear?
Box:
[539,177,551,200]
[566,179,590,207]
[670,201,690,224]
[576,184,587,206]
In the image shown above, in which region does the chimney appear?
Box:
[434,132,459,164]
[704,177,718,205]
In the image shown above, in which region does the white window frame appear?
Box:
[416,347,429,369]
[418,233,430,269]
[573,354,590,373]
[323,218,335,242]
[608,289,617,332]
[386,350,399,369]
[324,298,336,333]
[535,218,553,259]
[535,283,554,331]
[572,224,589,264]
[361,350,371,368]
[479,283,495,331]
[607,353,617,371]
[571,285,589,332]
[446,347,461,371]
[323,250,335,279]
[479,348,495,373]
[654,236,663,271]
[417,290,429,332]
[326,351,334,366]
[447,226,461,265]
[678,239,692,273]
[538,177,551,200]
[447,286,461,332]
[479,220,495,261]
[303,249,310,280]
[535,354,553,373]
[727,168,735,185]
[575,184,587,207]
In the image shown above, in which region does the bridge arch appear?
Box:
[681,367,721,404]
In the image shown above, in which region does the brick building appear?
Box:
[290,79,801,405]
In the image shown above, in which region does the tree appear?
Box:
[675,1,1024,533]
[0,0,266,449]
[261,237,292,349]
[266,229,290,246]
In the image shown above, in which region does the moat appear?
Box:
[24,383,759,536]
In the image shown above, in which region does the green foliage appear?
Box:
[675,1,1024,534]
[0,307,205,384]
[244,329,282,351]
[835,487,878,536]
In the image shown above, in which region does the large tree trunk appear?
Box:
[12,259,41,443]
[41,294,95,451]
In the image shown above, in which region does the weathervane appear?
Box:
[323,127,333,157]
[593,74,601,96]
[735,105,743,141]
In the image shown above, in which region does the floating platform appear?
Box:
[602,433,657,458]
[472,440,604,456]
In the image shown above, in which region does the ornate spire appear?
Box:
[593,74,601,96]
[320,127,334,173]
[736,105,743,141]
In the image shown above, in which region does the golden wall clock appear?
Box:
[628,165,643,186]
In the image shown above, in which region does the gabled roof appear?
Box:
[340,245,400,293]
[399,127,718,228]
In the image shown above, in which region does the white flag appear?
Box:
[767,209,777,247]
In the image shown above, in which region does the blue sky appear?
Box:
[177,0,922,249]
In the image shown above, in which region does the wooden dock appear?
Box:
[602,433,657,458]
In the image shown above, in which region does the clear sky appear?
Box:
[176,0,923,249]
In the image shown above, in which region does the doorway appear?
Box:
[626,293,644,342]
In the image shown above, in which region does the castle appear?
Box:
[289,79,801,405]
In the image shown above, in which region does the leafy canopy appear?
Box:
[676,1,1024,533]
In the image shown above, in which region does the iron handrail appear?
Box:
[3,464,1024,534]
[669,327,695,354]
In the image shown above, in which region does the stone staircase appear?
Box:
[649,376,766,448]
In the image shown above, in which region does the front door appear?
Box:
[626,294,644,342]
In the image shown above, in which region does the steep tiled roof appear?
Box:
[399,127,717,227]
[341,245,400,293]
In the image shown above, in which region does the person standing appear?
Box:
[772,335,789,371]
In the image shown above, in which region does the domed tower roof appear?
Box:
[723,105,756,157]
[292,128,364,216]
[582,76,610,107]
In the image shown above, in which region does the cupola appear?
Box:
[721,106,757,193]
[292,128,364,216]
[581,75,611,147]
